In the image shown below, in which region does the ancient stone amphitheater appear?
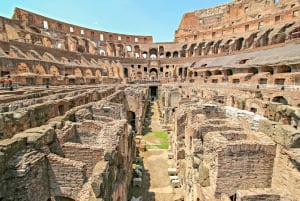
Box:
[0,0,299,201]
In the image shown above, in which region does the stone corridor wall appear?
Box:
[159,85,299,201]
[0,85,149,201]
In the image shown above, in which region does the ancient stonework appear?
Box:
[0,0,299,200]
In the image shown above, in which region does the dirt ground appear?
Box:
[130,101,183,201]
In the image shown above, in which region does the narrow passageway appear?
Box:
[138,100,181,201]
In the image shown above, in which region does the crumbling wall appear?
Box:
[47,153,87,199]
[62,142,103,176]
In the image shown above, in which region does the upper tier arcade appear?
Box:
[175,0,300,42]
[12,7,153,44]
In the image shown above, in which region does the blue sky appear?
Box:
[0,0,230,42]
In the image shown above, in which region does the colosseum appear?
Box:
[0,0,299,200]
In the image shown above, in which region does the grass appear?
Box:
[145,131,169,149]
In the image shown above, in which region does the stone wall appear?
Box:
[62,142,103,176]
[47,153,87,199]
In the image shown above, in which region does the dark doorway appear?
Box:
[150,86,158,100]
[127,111,136,132]
[58,105,64,115]
[272,96,288,105]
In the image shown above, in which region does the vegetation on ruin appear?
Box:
[154,131,169,149]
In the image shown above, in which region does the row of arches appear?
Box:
[12,62,104,78]
[189,66,293,78]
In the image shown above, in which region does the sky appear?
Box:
[0,0,230,42]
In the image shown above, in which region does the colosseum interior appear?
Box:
[0,0,300,200]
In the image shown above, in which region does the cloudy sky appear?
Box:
[0,0,230,42]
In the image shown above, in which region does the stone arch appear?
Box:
[149,48,158,59]
[248,67,258,75]
[74,68,82,77]
[213,70,222,75]
[95,70,102,78]
[49,65,60,76]
[17,62,30,74]
[173,51,179,58]
[272,32,286,44]
[117,44,124,57]
[142,51,148,59]
[204,41,214,55]
[260,66,274,75]
[213,40,222,54]
[36,64,46,75]
[235,37,244,51]
[256,29,272,47]
[166,52,171,58]
[85,68,93,77]
[98,48,106,56]
[134,45,140,58]
[225,69,233,76]
[289,26,300,39]
[189,43,197,56]
[149,68,158,80]
[276,66,291,73]
[197,42,205,55]
[291,133,300,148]
[159,46,164,58]
[244,32,258,49]
[272,96,288,105]
[181,44,188,57]
[247,101,263,115]
[123,68,129,78]
[108,43,116,56]
[205,70,212,77]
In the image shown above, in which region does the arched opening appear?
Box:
[289,26,300,39]
[142,51,148,59]
[150,86,158,100]
[291,135,300,148]
[194,72,198,77]
[235,37,244,51]
[272,96,288,105]
[204,41,214,55]
[248,67,258,74]
[173,51,179,58]
[261,66,274,75]
[150,54,157,59]
[181,44,188,57]
[127,111,136,132]
[276,66,292,73]
[124,68,129,77]
[58,105,64,115]
[226,69,233,76]
[189,43,197,56]
[205,71,212,77]
[166,52,171,58]
[229,194,237,201]
[214,70,222,75]
[149,48,158,59]
[134,45,140,58]
[149,68,158,80]
[250,107,257,113]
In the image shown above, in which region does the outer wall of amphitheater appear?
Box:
[0,0,300,201]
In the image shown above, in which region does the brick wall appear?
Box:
[47,153,87,199]
[62,142,103,176]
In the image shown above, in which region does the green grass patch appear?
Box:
[154,131,169,149]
